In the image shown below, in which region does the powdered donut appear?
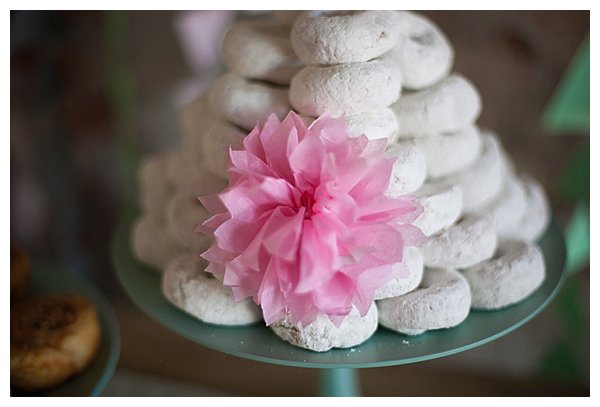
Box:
[504,175,551,242]
[180,92,212,148]
[163,142,227,195]
[443,133,504,214]
[165,149,202,190]
[271,11,307,28]
[270,304,378,352]
[300,108,398,141]
[463,240,545,310]
[208,73,291,130]
[421,214,497,269]
[344,108,399,141]
[290,59,402,117]
[138,153,174,216]
[132,215,183,271]
[222,20,301,85]
[413,180,463,237]
[493,131,516,177]
[414,125,482,179]
[477,175,528,239]
[385,11,454,90]
[290,11,401,65]
[201,120,245,179]
[162,253,262,325]
[392,74,481,137]
[172,164,227,198]
[378,268,471,336]
[165,193,213,252]
[374,247,424,300]
[385,140,426,197]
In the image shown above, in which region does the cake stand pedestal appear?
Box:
[112,215,567,396]
[320,368,360,396]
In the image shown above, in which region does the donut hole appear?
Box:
[252,21,289,38]
[453,215,466,225]
[247,77,289,90]
[410,32,435,46]
[308,10,359,17]
[399,88,418,97]
[494,240,527,259]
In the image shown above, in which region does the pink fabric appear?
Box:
[199,112,425,326]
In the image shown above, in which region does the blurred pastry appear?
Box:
[11,294,101,392]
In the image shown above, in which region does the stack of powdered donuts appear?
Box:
[132,10,550,352]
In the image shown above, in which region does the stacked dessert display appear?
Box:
[131,11,551,352]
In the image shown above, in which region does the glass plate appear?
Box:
[112,215,566,369]
[12,261,121,396]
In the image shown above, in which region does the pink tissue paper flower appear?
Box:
[198,112,425,327]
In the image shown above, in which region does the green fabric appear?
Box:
[564,202,590,275]
[543,36,589,135]
[558,142,590,202]
[537,276,589,383]
[536,35,589,385]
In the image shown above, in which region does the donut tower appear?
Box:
[132,11,551,352]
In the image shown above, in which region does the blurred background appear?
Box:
[10,10,589,396]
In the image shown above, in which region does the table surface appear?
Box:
[113,215,566,369]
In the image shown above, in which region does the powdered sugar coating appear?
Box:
[291,11,402,65]
[443,132,504,214]
[132,215,183,272]
[138,153,174,215]
[172,165,227,197]
[414,125,482,179]
[165,149,226,195]
[201,120,245,179]
[421,214,497,268]
[300,108,399,142]
[165,193,212,251]
[374,246,424,300]
[413,180,463,237]
[222,19,301,85]
[208,73,291,130]
[385,140,426,197]
[271,11,307,28]
[378,268,471,335]
[477,175,528,239]
[162,253,262,325]
[392,74,481,137]
[270,304,378,352]
[504,175,551,242]
[385,11,454,90]
[343,107,399,141]
[179,92,212,148]
[462,240,546,310]
[290,59,402,117]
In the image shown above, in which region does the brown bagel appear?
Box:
[11,294,101,392]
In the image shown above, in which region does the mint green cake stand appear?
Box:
[112,216,566,396]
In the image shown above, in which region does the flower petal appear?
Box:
[198,109,425,327]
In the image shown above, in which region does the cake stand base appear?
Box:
[113,214,566,396]
[319,368,360,396]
